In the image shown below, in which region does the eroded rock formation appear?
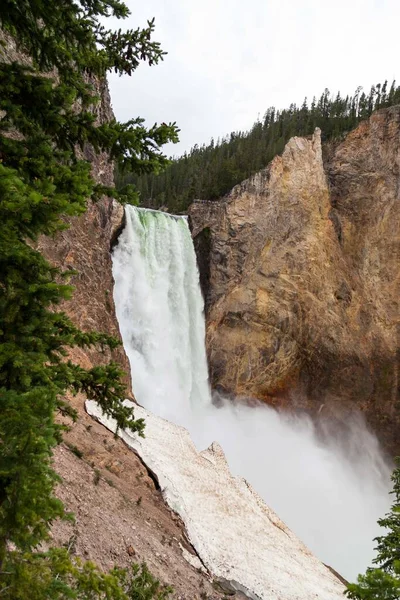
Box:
[0,30,130,388]
[189,108,400,454]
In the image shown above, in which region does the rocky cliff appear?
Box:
[38,78,131,386]
[0,29,130,387]
[189,108,400,455]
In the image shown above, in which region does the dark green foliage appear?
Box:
[0,0,177,596]
[0,1,164,79]
[1,551,172,599]
[123,81,400,212]
[120,562,173,599]
[373,466,400,573]
[346,461,400,599]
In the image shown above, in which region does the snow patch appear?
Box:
[86,400,345,600]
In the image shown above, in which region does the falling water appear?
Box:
[112,205,392,581]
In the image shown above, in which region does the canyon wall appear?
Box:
[37,83,240,599]
[37,78,131,387]
[189,108,400,455]
[0,38,233,594]
[0,30,130,388]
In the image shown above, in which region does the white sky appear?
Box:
[107,0,400,156]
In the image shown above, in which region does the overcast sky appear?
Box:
[107,0,400,156]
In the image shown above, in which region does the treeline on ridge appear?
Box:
[118,80,400,213]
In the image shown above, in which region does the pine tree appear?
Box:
[346,461,400,600]
[0,0,178,596]
[126,79,400,212]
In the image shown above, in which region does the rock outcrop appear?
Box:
[0,30,130,387]
[189,108,400,455]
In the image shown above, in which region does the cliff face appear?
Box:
[189,108,400,454]
[37,78,131,386]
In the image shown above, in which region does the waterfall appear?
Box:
[112,206,211,423]
[112,205,391,581]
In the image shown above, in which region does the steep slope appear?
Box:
[52,394,240,600]
[189,108,400,455]
[37,79,131,388]
[0,29,131,389]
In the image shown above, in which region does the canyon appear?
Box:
[27,64,397,595]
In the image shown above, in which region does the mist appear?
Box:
[112,205,392,581]
[186,395,391,580]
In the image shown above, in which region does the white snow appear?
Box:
[86,400,345,600]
